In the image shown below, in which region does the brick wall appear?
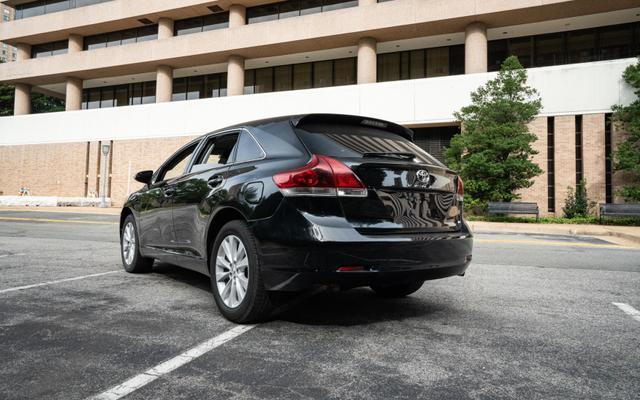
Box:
[552,115,577,215]
[582,113,606,207]
[0,142,88,197]
[517,116,549,215]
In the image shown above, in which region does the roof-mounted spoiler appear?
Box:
[291,114,414,141]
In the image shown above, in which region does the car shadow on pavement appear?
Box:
[149,263,449,326]
[275,288,448,327]
[151,262,212,293]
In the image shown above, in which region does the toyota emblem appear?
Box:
[416,169,430,184]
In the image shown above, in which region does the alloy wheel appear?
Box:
[122,222,136,265]
[215,235,249,308]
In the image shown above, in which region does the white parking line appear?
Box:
[0,270,120,294]
[89,324,257,400]
[0,253,26,258]
[612,302,640,323]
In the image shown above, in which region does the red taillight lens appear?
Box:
[457,176,464,200]
[273,155,367,197]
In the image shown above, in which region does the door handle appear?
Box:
[208,175,225,189]
[164,188,176,197]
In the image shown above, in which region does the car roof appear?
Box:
[213,113,414,141]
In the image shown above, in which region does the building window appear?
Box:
[575,115,583,184]
[412,126,459,162]
[31,40,68,58]
[488,22,640,71]
[547,117,555,213]
[244,57,356,94]
[15,0,112,20]
[377,45,464,83]
[174,12,229,36]
[82,81,156,109]
[605,113,613,204]
[84,25,157,50]
[247,0,357,24]
[172,73,227,101]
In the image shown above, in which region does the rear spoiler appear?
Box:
[291,114,414,141]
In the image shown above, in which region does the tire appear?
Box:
[209,220,274,324]
[120,214,154,273]
[370,281,424,298]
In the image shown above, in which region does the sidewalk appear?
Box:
[0,206,121,215]
[1,206,638,245]
[469,221,640,246]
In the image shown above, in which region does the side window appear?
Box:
[235,131,265,163]
[193,133,240,169]
[156,142,198,182]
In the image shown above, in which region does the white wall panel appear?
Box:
[0,58,635,146]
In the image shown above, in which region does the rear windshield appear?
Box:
[294,123,444,167]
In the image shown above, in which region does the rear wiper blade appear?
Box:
[362,152,416,160]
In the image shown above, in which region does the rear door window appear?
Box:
[295,123,443,166]
[192,132,240,170]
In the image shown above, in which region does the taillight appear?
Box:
[273,155,367,197]
[456,176,464,201]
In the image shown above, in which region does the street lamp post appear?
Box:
[99,143,110,208]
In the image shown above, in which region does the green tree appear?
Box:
[0,60,65,116]
[611,58,640,202]
[445,55,543,208]
[562,179,596,218]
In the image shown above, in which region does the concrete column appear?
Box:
[16,43,31,61]
[357,37,377,84]
[65,77,83,111]
[68,34,84,53]
[14,83,31,115]
[227,55,245,96]
[158,17,174,39]
[465,22,488,74]
[229,4,246,28]
[358,0,376,5]
[156,65,173,103]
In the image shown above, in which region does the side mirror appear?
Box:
[134,170,153,185]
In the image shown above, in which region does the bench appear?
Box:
[488,201,539,220]
[600,203,640,221]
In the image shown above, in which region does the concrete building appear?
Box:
[0,0,638,212]
[0,2,16,62]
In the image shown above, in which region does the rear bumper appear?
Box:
[253,224,473,291]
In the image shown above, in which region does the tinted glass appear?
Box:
[86,34,107,50]
[255,68,274,93]
[187,76,204,100]
[195,134,240,166]
[508,37,533,68]
[488,40,508,71]
[45,0,70,13]
[426,47,449,77]
[333,58,356,86]
[567,30,596,63]
[175,17,202,35]
[205,75,221,98]
[202,13,229,31]
[142,82,156,104]
[130,83,143,105]
[172,78,187,101]
[87,89,101,109]
[244,70,255,94]
[274,65,293,91]
[247,5,278,23]
[235,132,264,163]
[409,50,425,79]
[136,25,158,42]
[313,60,333,87]
[599,25,633,60]
[160,143,198,182]
[114,85,128,107]
[296,124,440,166]
[99,87,114,108]
[322,0,357,11]
[279,1,300,19]
[535,33,564,67]
[293,63,312,90]
[300,0,322,15]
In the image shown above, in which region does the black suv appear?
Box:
[120,114,473,323]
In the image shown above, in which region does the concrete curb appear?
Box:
[468,221,640,245]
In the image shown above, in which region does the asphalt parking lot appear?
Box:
[0,210,639,400]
